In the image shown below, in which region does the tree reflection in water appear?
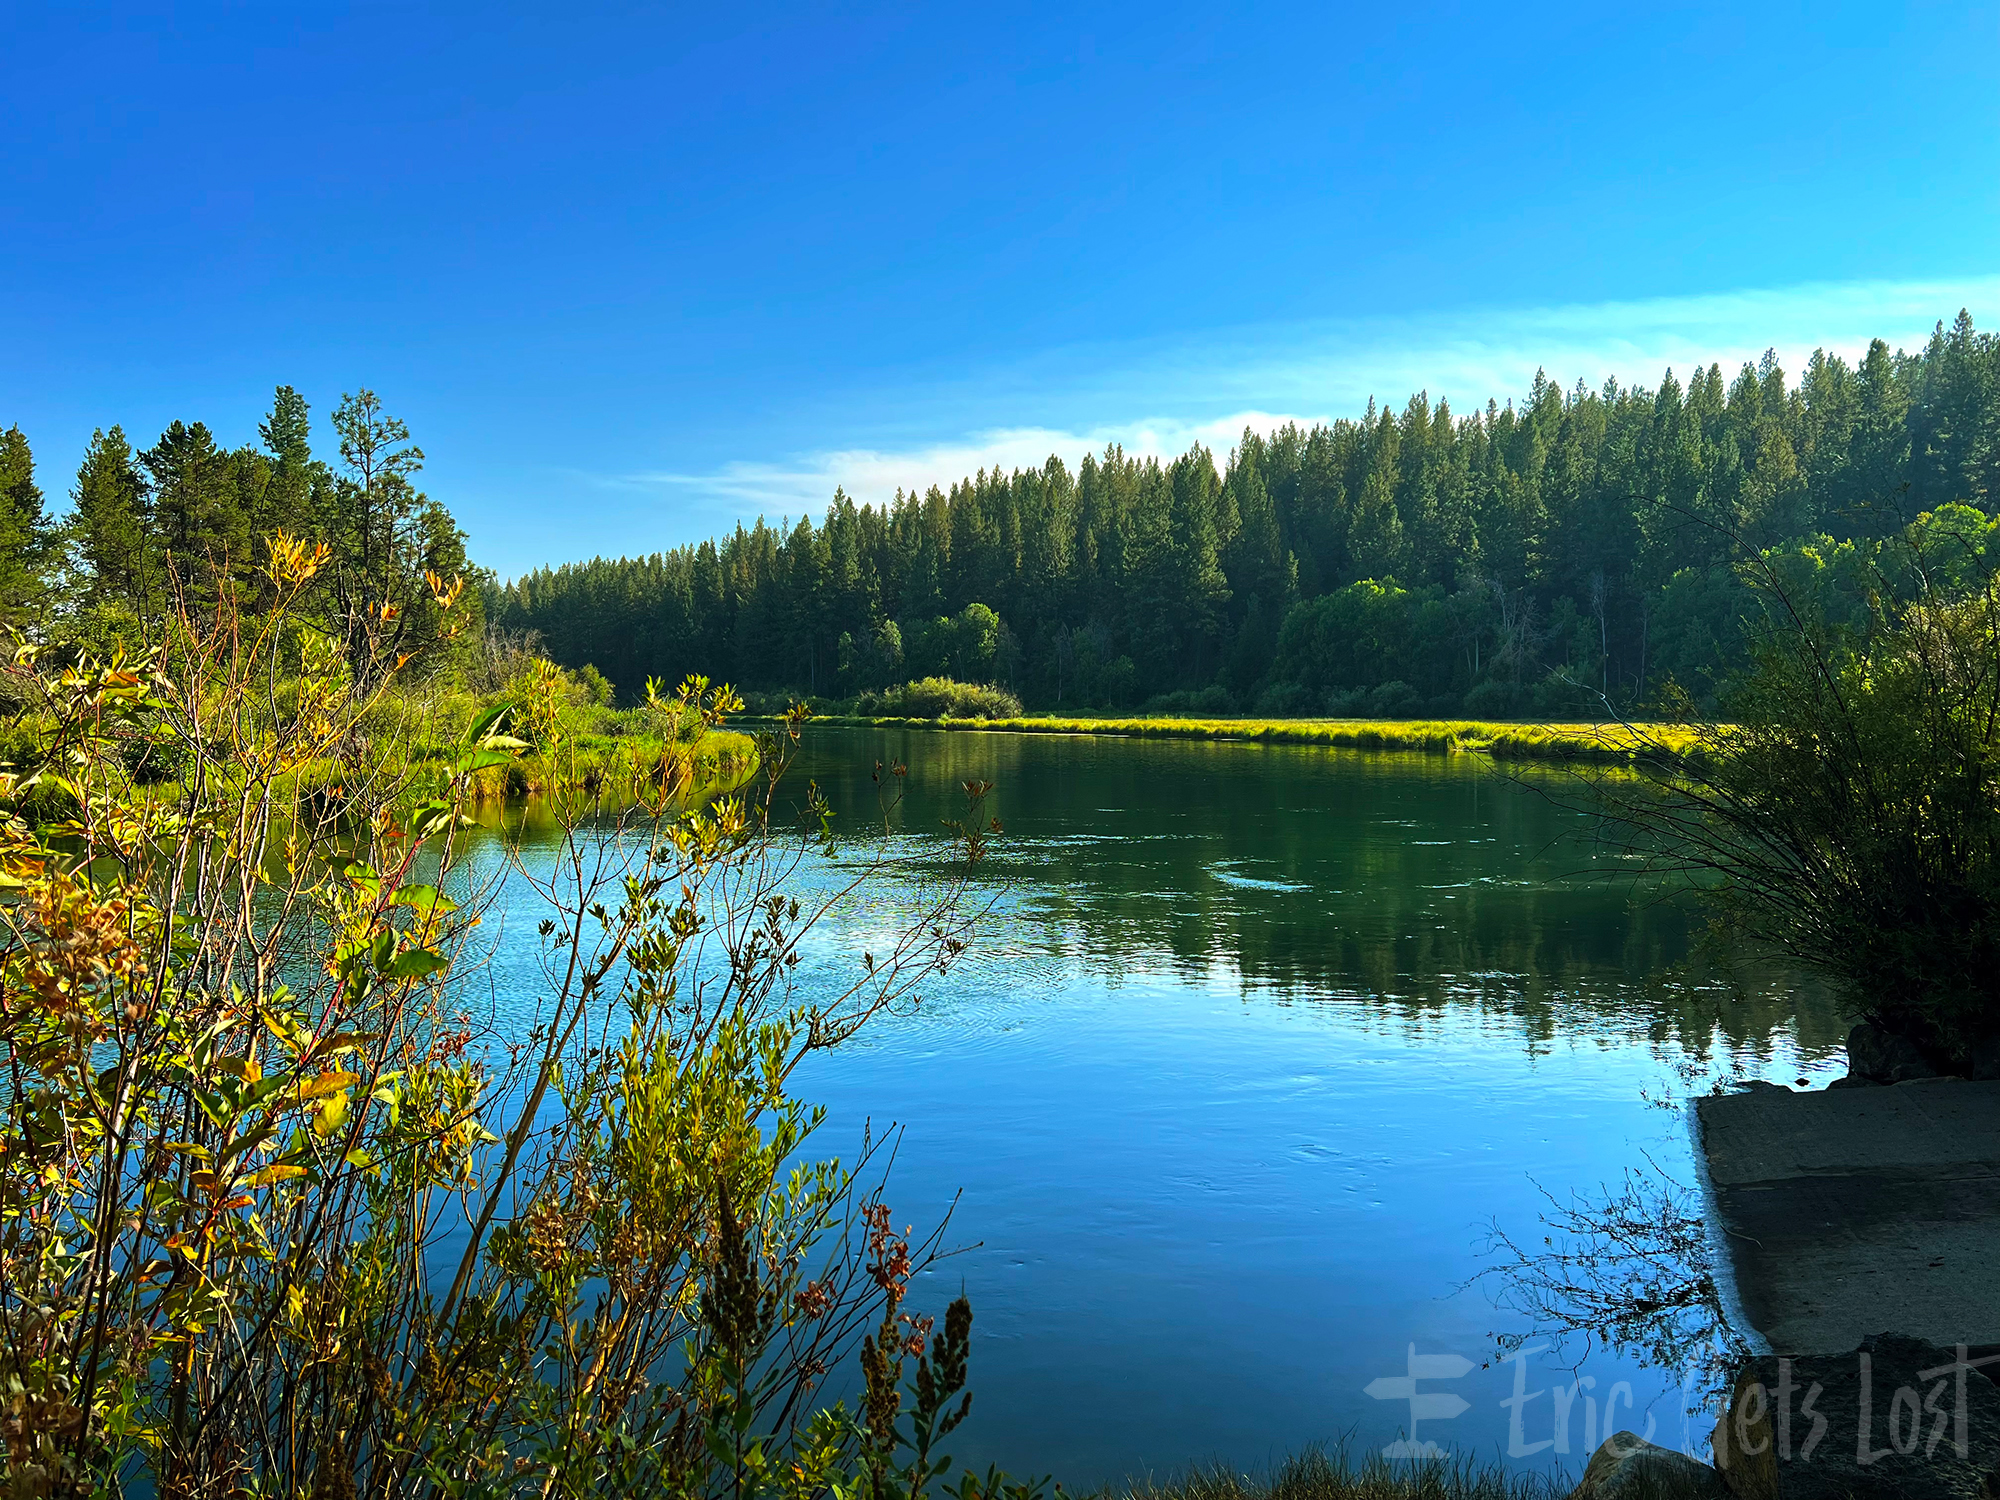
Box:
[1475,1160,1748,1406]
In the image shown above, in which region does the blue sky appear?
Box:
[4,2,1998,577]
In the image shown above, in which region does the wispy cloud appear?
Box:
[613,411,1320,521]
[596,274,2000,532]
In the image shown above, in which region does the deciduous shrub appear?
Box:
[1596,517,2000,1073]
[0,537,1024,1499]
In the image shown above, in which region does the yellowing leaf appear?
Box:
[294,1070,359,1102]
[311,1091,350,1138]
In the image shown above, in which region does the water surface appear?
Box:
[478,727,1846,1485]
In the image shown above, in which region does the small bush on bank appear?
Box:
[859,677,1024,719]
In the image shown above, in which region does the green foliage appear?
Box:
[0,573,1019,1498]
[493,313,2000,718]
[0,423,53,625]
[575,661,616,706]
[856,678,1024,720]
[68,425,149,625]
[1596,527,2000,1068]
[47,384,481,675]
[320,389,475,685]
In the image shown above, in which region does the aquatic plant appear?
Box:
[1097,1445,1568,1500]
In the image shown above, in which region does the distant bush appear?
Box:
[1461,678,1526,719]
[1141,684,1235,716]
[860,676,1023,719]
[575,661,615,706]
[1252,680,1317,716]
[1323,680,1421,718]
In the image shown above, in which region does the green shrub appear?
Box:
[1595,527,2000,1071]
[860,676,1024,719]
[0,576,1012,1498]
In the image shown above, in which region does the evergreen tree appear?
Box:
[325,390,470,684]
[0,425,50,624]
[71,425,151,616]
[142,420,246,605]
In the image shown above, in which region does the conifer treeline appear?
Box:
[0,387,476,682]
[494,314,2000,715]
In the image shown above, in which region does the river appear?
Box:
[469,725,1847,1487]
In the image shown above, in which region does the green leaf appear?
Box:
[389,883,458,917]
[462,702,517,750]
[382,946,447,980]
[219,1123,278,1166]
[455,747,520,775]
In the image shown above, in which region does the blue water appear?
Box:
[471,727,1847,1486]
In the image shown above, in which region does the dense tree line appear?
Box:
[494,312,2000,715]
[0,387,476,682]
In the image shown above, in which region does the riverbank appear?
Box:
[780,713,1705,764]
[1097,1447,1568,1500]
[447,725,759,801]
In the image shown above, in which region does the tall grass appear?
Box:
[1094,1447,1573,1500]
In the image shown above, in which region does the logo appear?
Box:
[1364,1344,1474,1458]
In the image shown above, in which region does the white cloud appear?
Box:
[604,273,2000,529]
[621,410,1316,520]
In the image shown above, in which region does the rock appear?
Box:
[1847,1021,1938,1084]
[1825,1074,1879,1089]
[1969,1035,2000,1083]
[1711,1332,2000,1498]
[1569,1432,1729,1498]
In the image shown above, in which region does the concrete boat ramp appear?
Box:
[1695,1078,2000,1354]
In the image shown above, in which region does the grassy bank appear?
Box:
[1093,1448,1577,1500]
[789,711,1706,764]
[21,687,765,819]
[323,693,762,804]
[444,724,759,801]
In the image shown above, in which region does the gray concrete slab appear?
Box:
[1693,1079,2000,1355]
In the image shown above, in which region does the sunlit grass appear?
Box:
[810,711,1708,763]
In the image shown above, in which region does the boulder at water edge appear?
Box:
[1710,1333,2000,1498]
[1568,1432,1728,1498]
